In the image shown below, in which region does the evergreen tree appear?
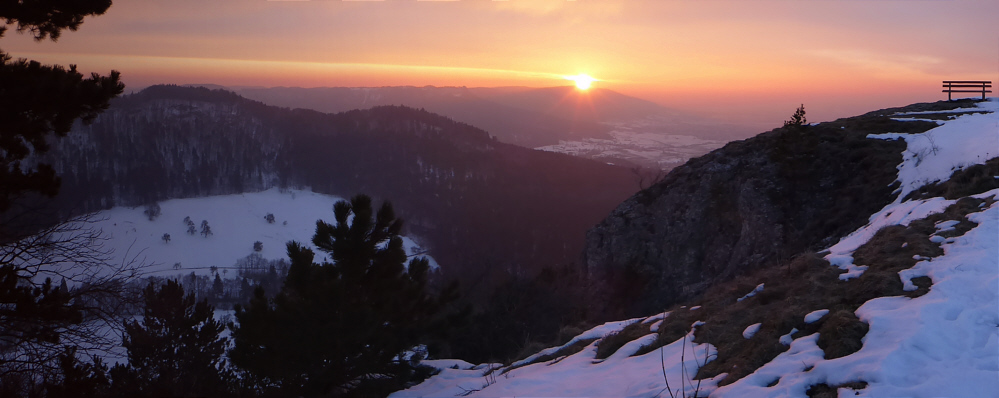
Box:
[0,23,123,211]
[110,280,233,397]
[230,195,460,397]
[42,347,111,398]
[783,104,807,128]
[0,0,113,41]
[200,220,212,237]
[212,273,224,299]
[0,3,123,387]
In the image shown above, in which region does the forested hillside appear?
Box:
[39,85,639,291]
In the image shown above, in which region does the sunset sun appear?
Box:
[565,74,597,90]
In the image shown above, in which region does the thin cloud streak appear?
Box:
[13,52,576,86]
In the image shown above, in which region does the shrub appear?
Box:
[144,203,162,221]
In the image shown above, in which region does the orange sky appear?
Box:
[4,0,997,127]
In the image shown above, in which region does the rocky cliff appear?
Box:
[581,101,981,316]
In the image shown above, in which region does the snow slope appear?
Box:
[84,188,436,279]
[391,99,999,397]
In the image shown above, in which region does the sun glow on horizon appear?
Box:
[565,74,597,90]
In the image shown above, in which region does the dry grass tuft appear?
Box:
[906,157,999,201]
[816,310,868,359]
[806,381,868,398]
[690,252,843,385]
[633,196,992,386]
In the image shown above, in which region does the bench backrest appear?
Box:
[942,81,992,100]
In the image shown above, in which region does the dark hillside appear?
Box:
[579,102,958,317]
[39,85,639,293]
[233,86,612,147]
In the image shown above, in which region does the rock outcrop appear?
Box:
[580,105,960,315]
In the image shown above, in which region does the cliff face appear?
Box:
[581,106,957,316]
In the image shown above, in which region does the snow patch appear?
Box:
[737,283,765,302]
[804,309,829,324]
[778,328,799,346]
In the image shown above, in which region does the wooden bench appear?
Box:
[942,80,992,100]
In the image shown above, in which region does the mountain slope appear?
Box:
[39,85,639,292]
[582,99,996,316]
[227,85,758,169]
[230,85,612,147]
[391,99,999,397]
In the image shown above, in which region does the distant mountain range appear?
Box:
[181,84,759,168]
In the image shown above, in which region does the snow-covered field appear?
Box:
[84,188,436,279]
[392,99,999,397]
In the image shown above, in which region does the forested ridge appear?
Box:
[39,85,639,290]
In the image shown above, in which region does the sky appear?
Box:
[4,0,997,126]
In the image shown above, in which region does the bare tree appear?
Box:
[632,166,669,191]
[0,213,146,385]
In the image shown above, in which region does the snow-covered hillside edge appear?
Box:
[392,99,999,398]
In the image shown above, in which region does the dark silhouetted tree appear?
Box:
[0,0,113,41]
[230,195,461,397]
[784,104,807,128]
[41,347,111,398]
[200,220,212,237]
[1,5,125,388]
[143,203,161,221]
[0,9,123,211]
[212,274,224,299]
[253,241,263,252]
[110,280,233,397]
[161,233,170,243]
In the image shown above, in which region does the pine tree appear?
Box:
[110,280,233,397]
[230,195,460,397]
[42,347,111,398]
[0,5,124,386]
[0,18,123,212]
[1,0,123,378]
[783,104,807,128]
[212,273,224,299]
[200,220,212,237]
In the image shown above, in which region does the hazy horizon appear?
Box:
[6,0,996,127]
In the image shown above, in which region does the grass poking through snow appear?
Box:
[615,196,994,386]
